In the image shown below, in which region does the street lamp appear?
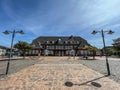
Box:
[3,30,24,75]
[91,30,114,76]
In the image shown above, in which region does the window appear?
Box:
[68,46,73,49]
[48,46,54,49]
[36,50,38,54]
[32,50,35,54]
[65,41,68,44]
[46,41,49,44]
[55,46,58,49]
[52,46,54,49]
[70,41,73,44]
[52,41,55,44]
[46,45,49,49]
[58,39,62,44]
[49,50,53,55]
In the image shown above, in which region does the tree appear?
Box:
[112,37,120,56]
[84,45,98,59]
[14,41,33,58]
[106,47,116,56]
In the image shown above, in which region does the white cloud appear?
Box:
[1,0,120,47]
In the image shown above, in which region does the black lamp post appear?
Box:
[91,30,114,76]
[3,30,24,75]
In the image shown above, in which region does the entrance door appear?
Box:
[54,51,62,56]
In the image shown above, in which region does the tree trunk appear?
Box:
[93,52,96,60]
[22,51,26,59]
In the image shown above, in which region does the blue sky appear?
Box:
[0,0,120,48]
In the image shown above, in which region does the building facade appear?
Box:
[28,36,90,56]
[0,45,9,56]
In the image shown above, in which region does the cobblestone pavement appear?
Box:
[0,58,39,79]
[77,56,120,84]
[0,57,120,90]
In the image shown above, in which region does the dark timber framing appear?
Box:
[28,36,90,56]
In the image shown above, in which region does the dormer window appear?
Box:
[46,41,49,44]
[70,41,73,44]
[52,41,55,44]
[65,41,68,44]
[58,38,62,42]
[57,38,62,44]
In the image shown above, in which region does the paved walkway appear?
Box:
[94,56,120,61]
[0,56,23,61]
[0,57,120,90]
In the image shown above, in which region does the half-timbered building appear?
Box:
[28,36,90,56]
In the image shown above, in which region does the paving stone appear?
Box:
[0,57,120,90]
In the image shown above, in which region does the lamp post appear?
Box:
[91,30,114,76]
[3,30,24,75]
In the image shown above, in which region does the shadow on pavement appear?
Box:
[0,74,7,79]
[65,75,107,87]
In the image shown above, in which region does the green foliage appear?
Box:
[112,37,120,56]
[113,46,120,51]
[84,45,98,59]
[14,41,33,56]
[84,46,98,53]
[106,47,116,56]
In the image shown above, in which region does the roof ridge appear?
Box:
[38,36,80,37]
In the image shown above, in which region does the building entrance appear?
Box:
[54,50,65,56]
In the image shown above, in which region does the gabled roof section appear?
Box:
[32,36,90,47]
[33,36,86,43]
